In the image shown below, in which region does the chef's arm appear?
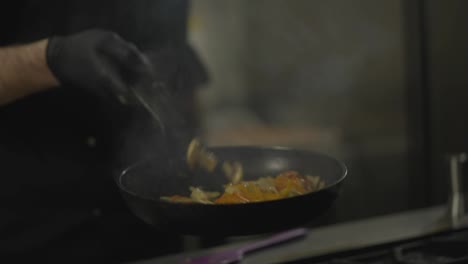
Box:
[0,39,59,105]
[0,29,157,107]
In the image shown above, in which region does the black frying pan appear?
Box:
[115,146,347,236]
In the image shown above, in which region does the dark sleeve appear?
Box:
[0,1,25,45]
[1,0,71,45]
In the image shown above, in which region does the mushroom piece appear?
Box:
[186,138,243,183]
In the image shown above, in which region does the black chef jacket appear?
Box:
[0,0,207,263]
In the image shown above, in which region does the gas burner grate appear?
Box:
[394,231,468,264]
[288,228,468,264]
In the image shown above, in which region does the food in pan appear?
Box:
[162,138,325,204]
[186,138,244,184]
[161,170,325,204]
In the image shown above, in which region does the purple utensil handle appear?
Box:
[184,228,307,264]
[239,228,308,254]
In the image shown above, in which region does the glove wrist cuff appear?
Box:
[45,36,64,84]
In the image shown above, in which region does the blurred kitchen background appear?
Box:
[185,0,468,226]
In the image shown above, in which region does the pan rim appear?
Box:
[116,145,348,207]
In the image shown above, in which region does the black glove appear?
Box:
[46,29,154,103]
[145,43,208,96]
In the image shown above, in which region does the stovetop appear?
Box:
[287,227,468,264]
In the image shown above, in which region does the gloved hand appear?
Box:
[46,29,154,103]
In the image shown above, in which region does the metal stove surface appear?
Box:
[287,228,468,264]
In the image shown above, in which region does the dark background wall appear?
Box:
[191,0,415,225]
[426,0,468,206]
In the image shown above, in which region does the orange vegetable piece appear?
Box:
[168,195,193,203]
[274,171,307,194]
[215,181,281,204]
[215,192,249,204]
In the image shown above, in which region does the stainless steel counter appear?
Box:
[130,205,468,264]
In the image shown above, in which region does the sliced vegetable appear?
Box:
[161,171,324,204]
